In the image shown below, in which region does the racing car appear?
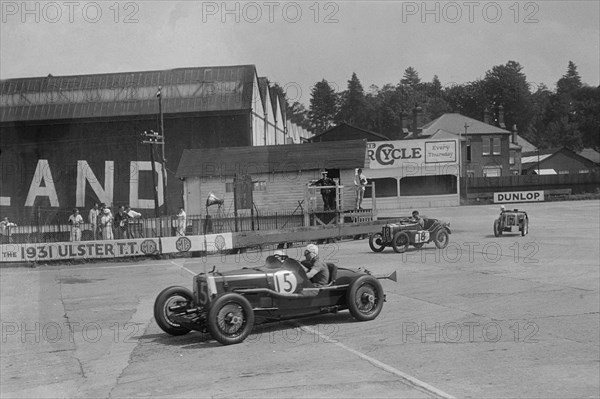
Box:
[154,254,397,345]
[369,217,451,253]
[494,208,529,237]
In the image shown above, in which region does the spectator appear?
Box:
[100,208,114,240]
[0,217,17,244]
[310,171,337,211]
[125,205,142,238]
[114,206,130,239]
[88,203,100,240]
[301,244,330,286]
[68,208,84,241]
[354,168,368,209]
[176,207,187,236]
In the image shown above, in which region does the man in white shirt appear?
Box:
[68,208,84,241]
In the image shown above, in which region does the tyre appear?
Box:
[434,229,449,249]
[347,275,384,321]
[208,293,254,345]
[521,218,529,236]
[154,286,194,336]
[391,231,410,253]
[493,219,501,237]
[413,243,424,249]
[368,233,386,252]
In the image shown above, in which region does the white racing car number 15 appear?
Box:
[273,270,298,293]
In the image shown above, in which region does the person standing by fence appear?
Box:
[100,208,114,240]
[354,168,368,210]
[114,206,130,240]
[88,203,100,240]
[176,207,187,236]
[68,208,84,241]
[125,205,142,238]
[0,217,17,244]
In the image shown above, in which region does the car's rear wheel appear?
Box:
[208,293,254,345]
[347,275,384,321]
[521,218,529,236]
[368,233,386,252]
[434,229,449,249]
[154,286,193,336]
[392,232,410,253]
[493,219,502,237]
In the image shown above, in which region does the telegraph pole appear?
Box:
[464,122,469,200]
[141,130,162,217]
[157,86,168,216]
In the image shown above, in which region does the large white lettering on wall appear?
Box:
[129,161,164,208]
[24,160,59,207]
[367,140,457,169]
[76,161,114,207]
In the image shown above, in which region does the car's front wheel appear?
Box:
[208,293,254,345]
[392,231,410,253]
[493,219,502,237]
[434,229,449,249]
[154,286,193,336]
[347,275,384,321]
[368,233,386,252]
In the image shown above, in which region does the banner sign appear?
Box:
[494,191,544,203]
[161,236,204,254]
[204,233,233,252]
[367,139,457,169]
[0,238,160,262]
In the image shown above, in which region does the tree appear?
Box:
[400,66,421,87]
[308,79,338,134]
[271,82,312,132]
[335,72,367,127]
[556,61,582,96]
[483,61,533,133]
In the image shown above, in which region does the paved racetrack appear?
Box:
[1,200,599,398]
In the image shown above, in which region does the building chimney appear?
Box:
[512,124,518,144]
[412,103,422,137]
[498,105,506,129]
[483,107,491,124]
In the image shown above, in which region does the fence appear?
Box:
[466,172,600,197]
[1,209,306,245]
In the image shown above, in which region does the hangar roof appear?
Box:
[177,140,369,178]
[0,65,257,122]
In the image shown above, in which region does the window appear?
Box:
[225,181,267,192]
[558,170,569,175]
[492,137,501,155]
[399,175,457,196]
[364,178,397,198]
[579,169,590,174]
[483,166,502,177]
[466,141,472,162]
[509,151,515,165]
[482,138,490,155]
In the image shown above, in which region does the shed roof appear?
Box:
[177,140,368,178]
[0,65,257,122]
[309,122,390,142]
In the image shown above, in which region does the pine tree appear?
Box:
[400,67,421,87]
[308,80,338,134]
[335,72,367,127]
[556,61,582,96]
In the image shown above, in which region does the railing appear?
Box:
[1,209,306,245]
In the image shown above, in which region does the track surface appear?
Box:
[1,201,599,398]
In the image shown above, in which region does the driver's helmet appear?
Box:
[500,205,506,211]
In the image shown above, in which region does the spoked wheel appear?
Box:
[368,233,386,252]
[392,232,410,253]
[493,219,502,237]
[208,293,254,345]
[154,286,193,336]
[434,229,449,249]
[347,275,384,321]
[521,218,529,236]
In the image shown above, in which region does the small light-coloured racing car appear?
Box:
[154,255,397,345]
[494,209,529,237]
[369,218,451,253]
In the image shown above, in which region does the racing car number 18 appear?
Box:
[274,270,298,293]
[415,231,430,243]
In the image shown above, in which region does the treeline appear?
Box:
[276,61,599,151]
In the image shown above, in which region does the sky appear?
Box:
[1,0,599,106]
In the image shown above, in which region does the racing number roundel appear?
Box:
[273,270,298,293]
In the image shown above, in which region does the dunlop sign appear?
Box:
[494,191,544,203]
